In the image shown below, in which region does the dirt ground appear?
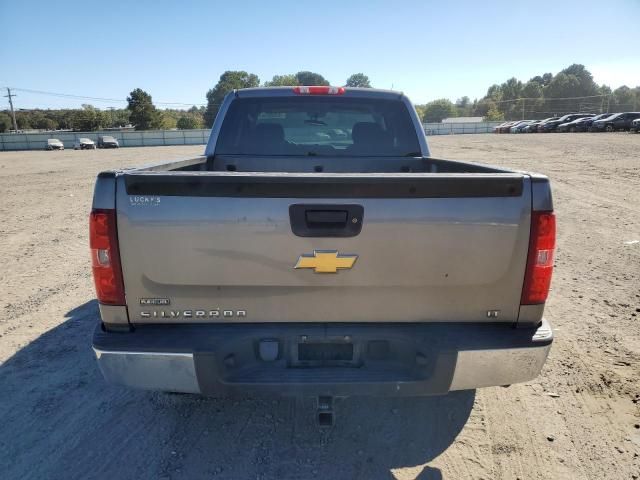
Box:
[1,134,639,480]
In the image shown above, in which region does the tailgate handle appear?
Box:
[305,210,348,226]
[290,204,364,237]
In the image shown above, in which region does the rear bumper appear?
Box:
[93,320,553,396]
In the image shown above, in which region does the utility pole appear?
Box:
[4,88,18,131]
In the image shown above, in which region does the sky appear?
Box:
[1,0,639,110]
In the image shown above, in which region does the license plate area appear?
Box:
[292,337,359,367]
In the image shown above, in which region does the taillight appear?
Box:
[90,209,125,305]
[293,86,345,95]
[521,211,556,304]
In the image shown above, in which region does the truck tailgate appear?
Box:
[116,172,531,324]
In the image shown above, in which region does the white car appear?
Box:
[73,138,96,150]
[46,138,64,150]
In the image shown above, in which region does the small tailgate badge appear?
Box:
[294,250,358,273]
[140,298,170,306]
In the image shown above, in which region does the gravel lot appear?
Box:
[1,134,639,479]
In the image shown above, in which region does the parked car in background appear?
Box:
[592,112,640,132]
[557,116,594,133]
[492,122,509,133]
[73,138,96,150]
[98,135,120,148]
[498,121,520,133]
[522,120,542,133]
[510,120,535,133]
[493,121,514,133]
[534,117,560,132]
[581,113,615,132]
[541,114,594,132]
[631,118,640,133]
[523,119,548,133]
[45,138,64,150]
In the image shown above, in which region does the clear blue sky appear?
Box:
[1,0,639,110]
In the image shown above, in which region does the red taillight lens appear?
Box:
[293,86,345,95]
[90,209,125,305]
[521,211,556,305]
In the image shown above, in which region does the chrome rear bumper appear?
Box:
[93,319,552,396]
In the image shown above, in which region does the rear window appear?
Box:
[215,96,421,157]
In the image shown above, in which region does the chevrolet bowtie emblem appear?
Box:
[294,250,358,273]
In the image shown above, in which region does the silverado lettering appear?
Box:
[140,310,247,318]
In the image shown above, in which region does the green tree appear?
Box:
[158,112,177,130]
[177,115,202,129]
[16,112,32,130]
[522,81,543,99]
[484,104,504,121]
[611,86,635,111]
[559,64,598,96]
[204,71,260,127]
[530,73,553,87]
[36,117,57,130]
[345,73,371,88]
[632,86,640,109]
[0,112,12,132]
[500,77,523,101]
[544,72,581,114]
[456,96,470,108]
[455,96,471,116]
[127,88,161,130]
[102,108,130,128]
[295,71,329,86]
[70,105,104,131]
[520,82,544,118]
[473,99,495,117]
[421,99,456,123]
[486,84,503,101]
[264,74,299,87]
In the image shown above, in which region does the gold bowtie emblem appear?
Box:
[294,250,358,273]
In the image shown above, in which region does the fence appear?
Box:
[0,129,210,151]
[423,122,502,135]
[0,123,504,151]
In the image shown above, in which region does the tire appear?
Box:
[606,124,614,132]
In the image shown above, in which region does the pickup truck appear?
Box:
[91,86,555,403]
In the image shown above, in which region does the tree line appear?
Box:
[0,72,371,133]
[2,65,638,132]
[417,64,640,123]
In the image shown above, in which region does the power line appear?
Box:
[6,87,206,107]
